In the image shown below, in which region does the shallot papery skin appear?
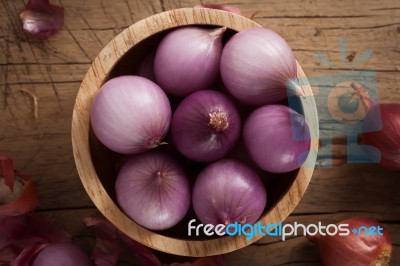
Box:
[220,27,301,106]
[192,159,266,226]
[0,156,38,216]
[154,26,225,96]
[32,243,92,266]
[171,90,241,162]
[91,75,171,154]
[84,217,161,266]
[0,155,14,190]
[84,217,121,266]
[0,175,39,217]
[115,151,190,231]
[20,0,64,38]
[308,217,392,266]
[243,105,310,173]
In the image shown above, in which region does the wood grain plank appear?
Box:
[0,63,89,85]
[0,82,93,209]
[294,164,400,215]
[0,0,399,263]
[163,0,400,17]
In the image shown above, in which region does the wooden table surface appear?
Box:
[1,0,399,265]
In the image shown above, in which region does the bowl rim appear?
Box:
[71,7,319,257]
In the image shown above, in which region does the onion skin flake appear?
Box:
[0,156,39,217]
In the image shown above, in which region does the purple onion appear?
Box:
[171,90,241,162]
[32,243,92,266]
[243,105,310,173]
[20,0,64,38]
[193,159,267,226]
[154,26,225,96]
[115,151,190,230]
[220,27,302,106]
[91,75,171,154]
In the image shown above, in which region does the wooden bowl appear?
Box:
[71,8,319,257]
